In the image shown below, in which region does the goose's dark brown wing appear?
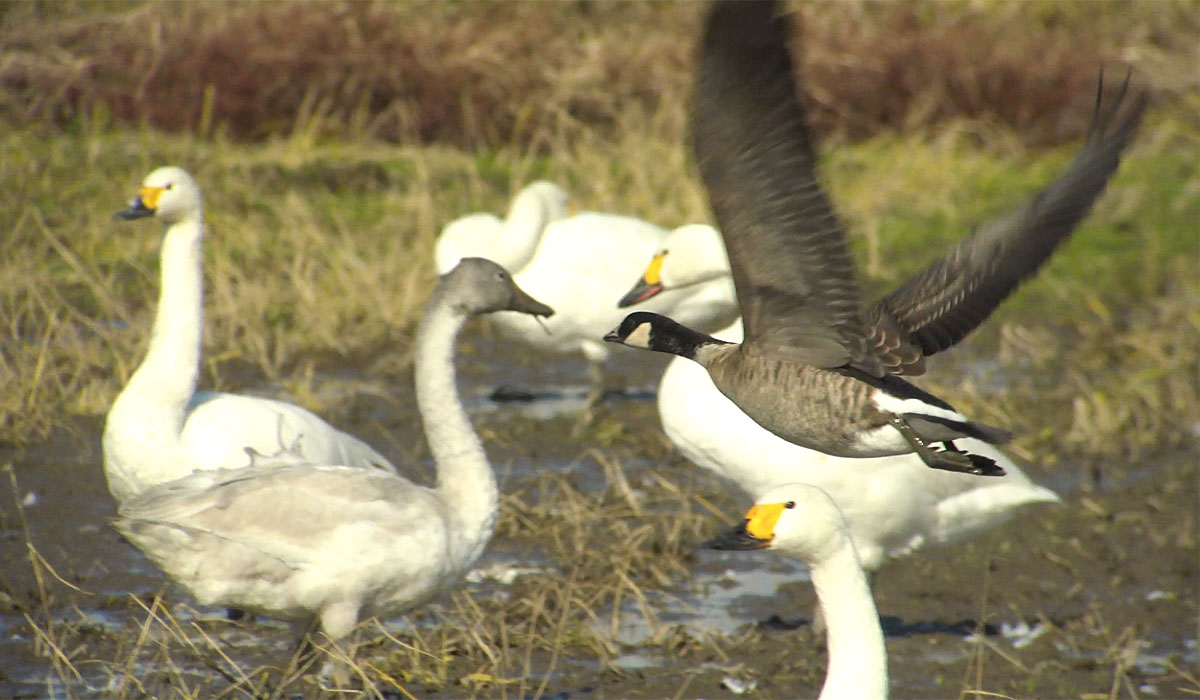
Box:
[691,0,883,376]
[865,73,1148,376]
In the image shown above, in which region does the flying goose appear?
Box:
[436,183,736,398]
[655,318,1059,631]
[105,167,397,505]
[606,0,1146,475]
[706,482,888,700]
[115,258,553,669]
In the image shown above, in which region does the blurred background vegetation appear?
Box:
[3,1,1197,146]
[0,0,1196,457]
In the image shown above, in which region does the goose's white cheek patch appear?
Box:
[625,323,654,348]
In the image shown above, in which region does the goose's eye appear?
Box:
[784,501,796,509]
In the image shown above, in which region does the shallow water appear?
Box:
[1,327,1196,699]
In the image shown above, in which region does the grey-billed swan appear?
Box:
[104,166,397,504]
[606,0,1144,473]
[436,182,736,393]
[115,258,553,647]
[707,483,888,700]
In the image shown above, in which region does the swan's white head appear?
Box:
[705,482,852,562]
[439,257,555,318]
[114,166,202,225]
[510,180,570,221]
[617,224,730,307]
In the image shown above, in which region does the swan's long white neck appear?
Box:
[812,533,889,700]
[415,295,498,564]
[492,191,555,272]
[104,215,205,499]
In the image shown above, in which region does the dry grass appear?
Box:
[1,1,1195,148]
[1,449,738,699]
[0,2,1195,696]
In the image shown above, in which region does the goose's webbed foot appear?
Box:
[889,416,1006,477]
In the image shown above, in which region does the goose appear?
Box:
[436,184,736,396]
[104,167,397,505]
[659,319,1058,628]
[606,0,1145,475]
[114,258,553,658]
[706,482,889,700]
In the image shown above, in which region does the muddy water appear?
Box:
[1,327,1197,699]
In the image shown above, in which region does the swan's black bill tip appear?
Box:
[113,198,154,221]
[703,521,771,551]
[617,279,664,308]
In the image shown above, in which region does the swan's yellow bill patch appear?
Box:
[643,251,667,285]
[744,502,785,541]
[139,186,166,211]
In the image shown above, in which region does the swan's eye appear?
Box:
[784,501,795,509]
[164,183,174,190]
[495,271,508,281]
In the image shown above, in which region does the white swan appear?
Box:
[436,182,736,392]
[706,482,888,700]
[114,258,554,648]
[104,166,396,504]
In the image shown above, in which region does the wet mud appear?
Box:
[0,327,1196,699]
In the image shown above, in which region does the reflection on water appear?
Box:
[593,552,812,670]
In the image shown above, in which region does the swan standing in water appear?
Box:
[105,166,396,504]
[115,258,553,656]
[707,483,888,700]
[436,182,735,398]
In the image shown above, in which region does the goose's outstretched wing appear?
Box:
[866,72,1147,375]
[692,0,884,376]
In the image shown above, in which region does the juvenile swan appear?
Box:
[105,166,396,504]
[115,258,553,644]
[437,182,736,394]
[607,0,1145,475]
[707,483,888,700]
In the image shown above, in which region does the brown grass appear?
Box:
[2,1,1195,148]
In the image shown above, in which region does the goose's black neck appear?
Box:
[606,311,732,361]
[655,317,725,360]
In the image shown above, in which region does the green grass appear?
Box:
[1,98,1196,446]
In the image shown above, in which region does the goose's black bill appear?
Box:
[703,520,771,551]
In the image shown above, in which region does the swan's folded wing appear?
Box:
[115,465,432,569]
[691,0,881,376]
[866,75,1147,375]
